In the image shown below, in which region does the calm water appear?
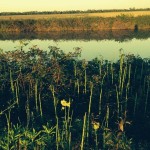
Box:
[0,30,150,61]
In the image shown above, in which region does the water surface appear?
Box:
[0,30,150,61]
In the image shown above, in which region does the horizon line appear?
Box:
[0,8,150,13]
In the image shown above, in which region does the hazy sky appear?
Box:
[0,0,150,12]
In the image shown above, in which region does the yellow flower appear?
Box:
[61,99,70,107]
[93,122,100,130]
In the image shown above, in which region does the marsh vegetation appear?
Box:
[0,14,150,32]
[0,45,149,149]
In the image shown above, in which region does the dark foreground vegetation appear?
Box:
[0,15,150,32]
[0,45,149,149]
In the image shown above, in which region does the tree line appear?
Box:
[0,8,150,16]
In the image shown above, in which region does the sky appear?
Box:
[0,0,150,12]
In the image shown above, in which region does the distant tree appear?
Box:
[0,8,150,16]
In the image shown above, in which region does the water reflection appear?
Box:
[0,30,150,41]
[0,30,150,61]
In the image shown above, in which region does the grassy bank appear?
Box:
[0,45,150,149]
[1,11,150,20]
[0,14,150,32]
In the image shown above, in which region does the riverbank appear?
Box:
[0,14,150,32]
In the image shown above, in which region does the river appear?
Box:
[0,30,150,61]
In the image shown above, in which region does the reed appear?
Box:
[10,69,14,94]
[82,60,88,94]
[61,99,72,149]
[99,72,106,115]
[86,81,93,143]
[116,85,120,117]
[111,63,114,85]
[35,79,38,112]
[0,47,149,149]
[26,96,30,128]
[50,85,60,150]
[81,113,87,150]
[39,93,43,117]
[6,111,11,150]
